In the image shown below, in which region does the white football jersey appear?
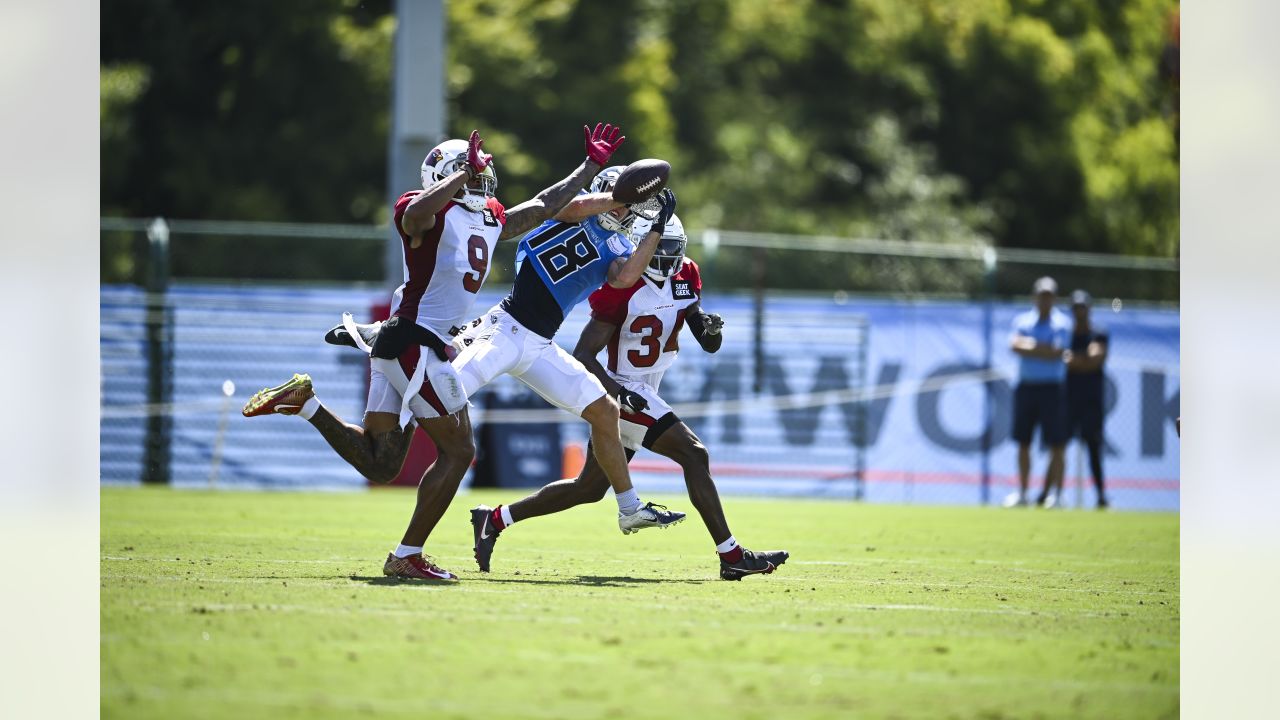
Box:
[389,192,506,339]
[588,259,703,381]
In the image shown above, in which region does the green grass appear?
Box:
[101,487,1178,719]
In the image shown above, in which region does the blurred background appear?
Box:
[99,0,1179,509]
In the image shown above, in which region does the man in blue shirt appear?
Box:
[1004,276,1072,508]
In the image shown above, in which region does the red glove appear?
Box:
[584,122,625,166]
[466,129,493,175]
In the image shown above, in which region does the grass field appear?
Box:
[101,487,1178,719]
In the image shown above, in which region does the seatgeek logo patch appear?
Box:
[672,281,694,300]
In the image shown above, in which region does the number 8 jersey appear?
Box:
[390,191,506,340]
[588,258,703,381]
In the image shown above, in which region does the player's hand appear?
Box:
[466,129,493,175]
[584,122,625,166]
[617,388,649,415]
[701,313,724,336]
[653,188,677,227]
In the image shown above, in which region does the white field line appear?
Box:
[507,647,1179,693]
[100,683,600,720]
[102,555,1176,596]
[110,598,1176,649]
[106,574,1169,624]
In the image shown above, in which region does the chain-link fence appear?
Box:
[100,218,1178,510]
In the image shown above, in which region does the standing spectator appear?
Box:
[1004,277,1071,508]
[1066,290,1110,508]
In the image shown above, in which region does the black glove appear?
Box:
[653,188,677,228]
[370,316,451,362]
[687,311,724,338]
[617,388,649,414]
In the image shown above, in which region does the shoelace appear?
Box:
[644,502,669,513]
[409,554,445,572]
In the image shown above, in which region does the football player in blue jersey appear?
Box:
[448,173,685,542]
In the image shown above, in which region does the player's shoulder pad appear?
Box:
[674,258,702,292]
[394,190,421,212]
[589,281,640,323]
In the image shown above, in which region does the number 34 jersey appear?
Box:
[389,191,506,341]
[588,259,703,381]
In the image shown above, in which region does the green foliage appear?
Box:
[102,487,1179,719]
[101,0,1179,282]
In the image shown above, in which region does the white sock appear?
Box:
[394,544,422,559]
[716,536,739,554]
[616,488,642,515]
[500,505,515,527]
[299,396,321,420]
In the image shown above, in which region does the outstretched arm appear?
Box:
[606,188,677,288]
[499,123,626,241]
[402,130,491,245]
[499,160,604,241]
[554,192,623,223]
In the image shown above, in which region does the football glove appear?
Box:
[653,188,677,228]
[584,122,625,166]
[688,311,724,338]
[466,129,493,175]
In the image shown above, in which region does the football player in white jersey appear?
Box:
[469,214,790,581]
[242,124,626,580]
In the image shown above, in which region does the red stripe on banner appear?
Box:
[626,459,1180,491]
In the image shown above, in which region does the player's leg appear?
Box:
[242,372,413,483]
[1083,402,1108,507]
[512,343,685,532]
[646,417,790,580]
[1040,384,1069,507]
[648,419,727,541]
[394,410,476,547]
[377,345,480,581]
[1006,383,1034,507]
[506,446,617,520]
[470,446,616,571]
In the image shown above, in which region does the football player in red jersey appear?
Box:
[242,124,626,581]
[469,214,790,580]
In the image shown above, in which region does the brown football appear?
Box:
[611,158,671,204]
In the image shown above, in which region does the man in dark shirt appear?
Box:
[1065,290,1110,508]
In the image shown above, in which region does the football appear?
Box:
[611,158,671,204]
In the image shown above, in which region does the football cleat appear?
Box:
[618,502,686,535]
[382,553,458,581]
[720,549,789,581]
[324,313,382,350]
[470,505,502,572]
[1002,492,1029,508]
[241,373,314,417]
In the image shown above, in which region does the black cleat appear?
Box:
[470,505,502,572]
[324,313,381,349]
[720,549,789,581]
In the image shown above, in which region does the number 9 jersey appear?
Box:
[588,258,703,380]
[389,191,506,340]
